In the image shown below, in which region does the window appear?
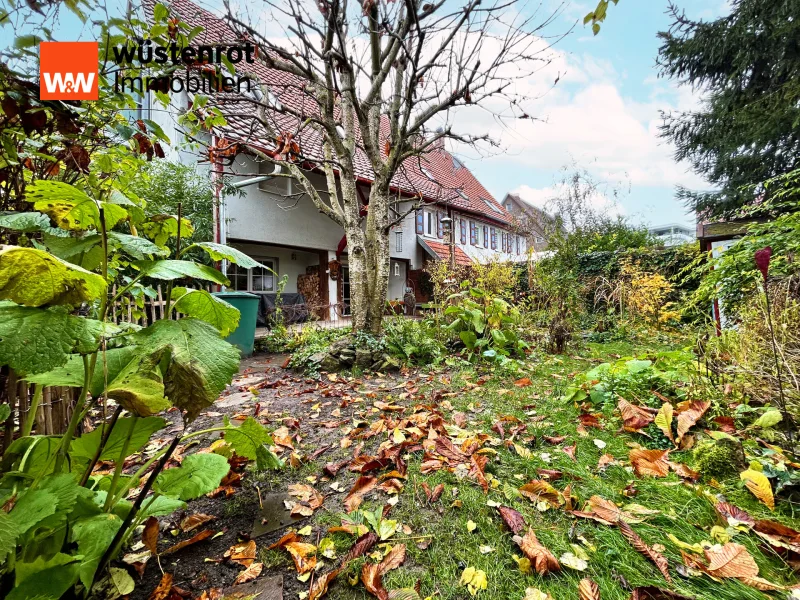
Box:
[483,225,489,248]
[415,211,424,234]
[490,228,497,250]
[457,189,469,201]
[226,258,278,292]
[460,219,467,245]
[421,166,434,180]
[452,155,465,170]
[470,221,477,245]
[394,262,400,277]
[481,197,503,214]
[426,211,433,235]
[396,231,403,252]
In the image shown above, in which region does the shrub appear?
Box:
[286,326,352,373]
[383,317,446,365]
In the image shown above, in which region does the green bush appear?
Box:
[286,326,352,373]
[383,317,446,365]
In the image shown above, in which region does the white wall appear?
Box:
[388,259,408,300]
[226,154,346,251]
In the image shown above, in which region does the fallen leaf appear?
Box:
[740,469,774,510]
[460,566,488,596]
[562,445,577,461]
[571,496,639,525]
[630,449,671,477]
[578,577,600,600]
[654,403,674,443]
[675,400,710,442]
[309,569,342,600]
[560,552,589,571]
[147,573,173,600]
[496,505,527,534]
[629,587,693,599]
[618,399,654,432]
[514,528,560,575]
[714,502,754,527]
[379,543,406,574]
[226,540,257,566]
[234,562,263,585]
[519,480,563,507]
[143,516,159,555]
[344,476,378,512]
[161,529,213,556]
[285,542,318,574]
[343,532,379,562]
[524,588,553,600]
[514,377,533,387]
[702,542,758,579]
[618,520,671,582]
[362,562,389,600]
[180,513,216,533]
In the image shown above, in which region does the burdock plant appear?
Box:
[755,247,795,447]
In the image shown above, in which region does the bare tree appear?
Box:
[216,0,565,333]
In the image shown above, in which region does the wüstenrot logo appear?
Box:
[40,42,99,100]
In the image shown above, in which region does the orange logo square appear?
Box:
[40,42,99,100]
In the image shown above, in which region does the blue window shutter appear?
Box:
[491,228,497,250]
[470,222,476,245]
[483,226,489,248]
[460,219,467,245]
[415,211,424,234]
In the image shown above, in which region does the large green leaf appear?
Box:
[172,288,240,336]
[70,514,123,588]
[134,259,229,286]
[141,214,194,247]
[70,416,168,462]
[24,346,138,395]
[6,560,81,600]
[153,452,230,500]
[108,232,168,259]
[16,552,81,587]
[0,303,104,375]
[223,416,275,468]
[139,494,186,518]
[106,350,170,417]
[131,318,240,420]
[42,233,101,259]
[1,436,61,478]
[10,488,58,535]
[185,242,264,268]
[28,181,127,231]
[28,181,100,230]
[0,511,19,563]
[0,246,107,307]
[0,211,51,232]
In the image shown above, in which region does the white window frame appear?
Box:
[227,257,279,293]
[395,231,403,252]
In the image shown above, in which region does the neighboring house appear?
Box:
[141,0,526,314]
[649,223,694,247]
[500,193,554,252]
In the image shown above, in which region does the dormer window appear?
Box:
[267,90,283,111]
[452,155,464,170]
[481,197,503,213]
[456,189,468,200]
[421,166,434,180]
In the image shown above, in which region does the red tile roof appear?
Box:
[145,0,512,225]
[419,238,473,266]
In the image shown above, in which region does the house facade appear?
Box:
[143,0,526,315]
[500,193,554,252]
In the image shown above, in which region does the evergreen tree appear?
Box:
[658,0,800,218]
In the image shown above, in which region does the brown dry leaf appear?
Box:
[272,426,294,449]
[226,540,257,566]
[597,454,617,470]
[578,577,600,600]
[180,513,215,533]
[234,562,263,585]
[579,413,603,429]
[702,543,758,579]
[562,445,577,461]
[668,461,700,481]
[514,528,560,575]
[143,516,159,555]
[344,476,378,512]
[343,532,379,563]
[379,544,406,574]
[618,399,654,432]
[572,495,638,525]
[514,377,533,387]
[269,531,299,550]
[148,573,173,600]
[629,449,670,477]
[519,480,563,507]
[618,520,672,582]
[288,483,325,509]
[161,529,213,556]
[309,568,342,600]
[675,400,710,442]
[362,562,389,600]
[753,519,800,552]
[286,542,318,574]
[496,505,526,534]
[715,502,754,527]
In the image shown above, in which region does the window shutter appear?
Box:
[483,226,489,248]
[516,236,520,254]
[415,211,424,234]
[491,228,497,250]
[437,213,443,238]
[460,219,467,245]
[470,222,477,245]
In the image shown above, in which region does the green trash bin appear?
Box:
[213,291,260,357]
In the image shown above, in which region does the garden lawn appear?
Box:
[134,337,800,600]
